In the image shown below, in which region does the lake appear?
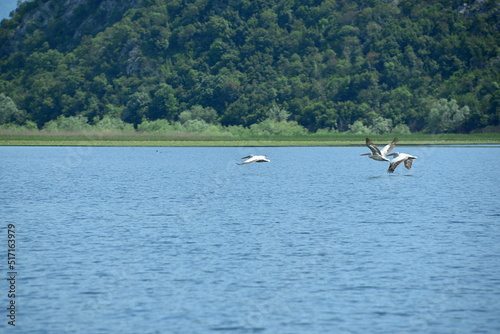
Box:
[1,145,499,333]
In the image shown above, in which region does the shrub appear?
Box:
[392,123,411,134]
[93,116,135,132]
[315,128,339,134]
[348,120,371,134]
[137,119,175,132]
[182,119,225,134]
[0,121,38,131]
[250,119,307,135]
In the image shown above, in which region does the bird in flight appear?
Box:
[360,137,398,162]
[237,155,270,165]
[386,152,417,173]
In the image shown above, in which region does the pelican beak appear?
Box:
[360,153,370,156]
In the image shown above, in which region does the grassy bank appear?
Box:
[1,131,499,146]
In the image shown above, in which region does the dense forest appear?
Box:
[0,0,499,134]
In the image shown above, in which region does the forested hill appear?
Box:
[0,0,499,134]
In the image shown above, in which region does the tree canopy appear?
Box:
[0,0,499,133]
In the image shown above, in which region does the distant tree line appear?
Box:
[0,0,498,134]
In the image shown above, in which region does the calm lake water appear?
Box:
[1,145,500,333]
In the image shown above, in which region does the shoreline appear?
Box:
[1,132,499,147]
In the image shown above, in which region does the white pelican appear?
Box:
[360,137,399,162]
[386,152,417,173]
[237,155,270,165]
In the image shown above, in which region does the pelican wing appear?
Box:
[404,158,414,170]
[387,157,404,173]
[380,137,399,156]
[365,138,382,155]
[237,156,255,165]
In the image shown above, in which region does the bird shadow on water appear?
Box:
[367,175,387,179]
[367,174,414,179]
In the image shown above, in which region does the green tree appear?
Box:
[178,105,218,124]
[0,93,23,124]
[426,98,470,133]
[0,0,498,132]
[124,91,151,124]
[266,103,289,122]
[348,120,371,134]
[392,123,411,134]
[368,116,393,134]
[147,83,179,120]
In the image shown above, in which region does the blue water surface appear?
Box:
[1,145,499,333]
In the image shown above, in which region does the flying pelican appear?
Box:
[360,137,399,162]
[237,155,270,165]
[386,152,417,173]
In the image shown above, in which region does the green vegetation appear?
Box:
[0,0,499,135]
[1,130,499,147]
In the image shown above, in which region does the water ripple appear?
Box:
[2,146,499,334]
